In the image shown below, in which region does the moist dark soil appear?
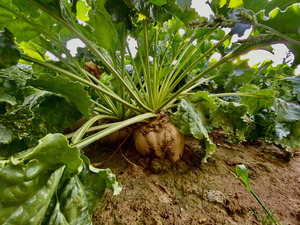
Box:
[86,129,300,225]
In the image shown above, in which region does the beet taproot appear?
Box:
[99,126,134,147]
[134,113,184,163]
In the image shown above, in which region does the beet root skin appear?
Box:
[134,115,184,163]
[99,126,133,147]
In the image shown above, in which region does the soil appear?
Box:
[86,129,300,225]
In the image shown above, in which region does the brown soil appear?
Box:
[87,129,300,225]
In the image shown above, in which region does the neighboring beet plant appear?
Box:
[0,0,300,224]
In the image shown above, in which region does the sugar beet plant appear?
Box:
[0,0,300,224]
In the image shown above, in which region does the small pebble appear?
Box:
[199,218,206,223]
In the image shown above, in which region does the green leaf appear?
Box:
[257,4,300,38]
[236,164,251,192]
[0,125,13,144]
[243,0,298,15]
[0,67,31,105]
[124,0,172,24]
[162,0,198,24]
[0,28,20,69]
[29,74,93,118]
[124,0,197,25]
[0,133,121,225]
[275,120,300,149]
[149,0,167,7]
[76,0,90,22]
[284,76,300,101]
[171,99,216,162]
[104,0,132,29]
[274,123,290,140]
[1,87,82,147]
[0,0,41,42]
[273,98,300,123]
[86,0,123,58]
[228,0,243,9]
[0,134,82,224]
[210,0,243,11]
[239,84,276,115]
[256,4,300,65]
[211,99,249,142]
[19,38,47,62]
[175,0,191,11]
[42,158,121,225]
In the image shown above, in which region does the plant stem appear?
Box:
[254,23,300,46]
[65,122,121,139]
[25,0,151,112]
[20,54,145,114]
[72,115,118,144]
[218,17,300,46]
[73,113,157,149]
[209,93,266,99]
[143,20,154,109]
[153,26,159,106]
[156,34,239,112]
[126,43,148,99]
[161,27,219,97]
[215,159,278,225]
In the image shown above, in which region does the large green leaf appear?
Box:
[256,4,300,39]
[0,0,40,42]
[104,0,133,29]
[29,74,93,118]
[256,4,300,65]
[243,0,298,15]
[0,0,76,54]
[0,134,82,224]
[0,28,20,69]
[0,133,121,225]
[0,87,82,147]
[171,98,216,162]
[42,155,121,225]
[211,0,298,15]
[86,0,122,57]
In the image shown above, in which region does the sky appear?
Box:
[191,0,298,71]
[61,0,300,74]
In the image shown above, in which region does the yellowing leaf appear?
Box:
[76,0,90,22]
[219,0,227,8]
[138,13,147,21]
[229,0,243,9]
